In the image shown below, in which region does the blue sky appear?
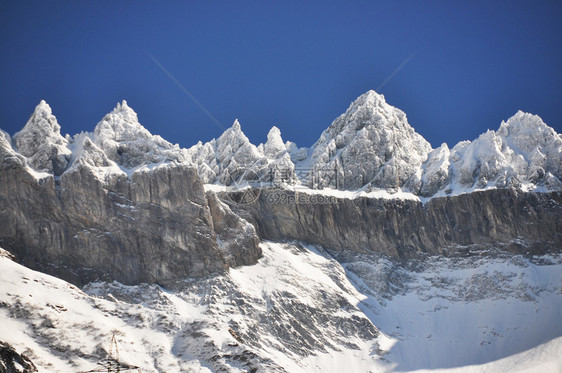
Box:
[1,0,561,149]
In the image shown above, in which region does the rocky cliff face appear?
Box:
[1,93,561,286]
[226,189,562,258]
[0,102,261,286]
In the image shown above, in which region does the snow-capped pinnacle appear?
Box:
[232,119,241,131]
[186,118,280,185]
[35,99,52,114]
[308,90,431,190]
[340,90,391,120]
[498,110,562,184]
[92,102,186,169]
[355,89,386,105]
[497,111,560,150]
[432,110,562,194]
[16,100,59,137]
[95,101,147,141]
[107,100,139,124]
[264,126,286,157]
[2,94,560,196]
[267,126,281,138]
[216,120,251,151]
[12,100,71,175]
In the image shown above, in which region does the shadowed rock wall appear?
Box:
[0,159,261,286]
[226,189,562,258]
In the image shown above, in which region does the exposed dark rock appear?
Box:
[0,342,37,373]
[0,157,261,286]
[225,189,562,258]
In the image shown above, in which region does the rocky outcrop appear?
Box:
[226,189,562,258]
[307,90,432,191]
[0,342,37,373]
[207,191,261,267]
[11,101,71,176]
[0,102,261,286]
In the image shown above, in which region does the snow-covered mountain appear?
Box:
[186,90,562,197]
[444,111,562,195]
[5,90,560,197]
[1,91,561,372]
[2,244,561,372]
[186,121,296,186]
[11,100,72,176]
[305,90,432,191]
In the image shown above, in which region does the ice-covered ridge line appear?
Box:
[2,91,561,197]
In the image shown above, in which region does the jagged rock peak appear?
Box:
[111,99,138,120]
[341,90,402,125]
[351,89,387,107]
[13,100,65,146]
[232,118,241,130]
[264,126,286,157]
[219,119,247,139]
[308,89,431,190]
[35,99,52,114]
[501,110,553,131]
[498,110,561,151]
[216,119,252,149]
[94,100,149,141]
[434,110,562,194]
[93,101,184,169]
[12,100,71,175]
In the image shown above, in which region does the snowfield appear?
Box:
[1,244,561,372]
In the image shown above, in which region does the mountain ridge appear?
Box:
[3,90,560,198]
[1,92,561,372]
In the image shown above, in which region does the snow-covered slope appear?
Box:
[334,249,562,371]
[1,244,561,372]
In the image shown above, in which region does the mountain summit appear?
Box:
[12,100,71,175]
[93,100,186,169]
[0,92,561,372]
[3,91,561,196]
[306,90,432,190]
